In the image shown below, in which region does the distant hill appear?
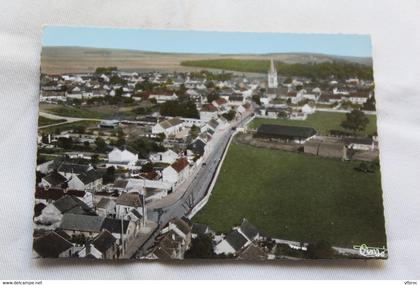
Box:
[41,46,372,74]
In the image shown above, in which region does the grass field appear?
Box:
[39,120,98,134]
[38,116,66,126]
[43,106,109,119]
[249,112,378,136]
[193,143,386,248]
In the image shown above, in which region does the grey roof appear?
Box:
[116,192,143,207]
[43,172,67,187]
[188,139,206,156]
[33,232,73,258]
[77,169,102,185]
[225,230,248,252]
[208,119,219,129]
[343,137,373,145]
[170,218,191,236]
[239,219,260,241]
[257,124,316,139]
[102,218,129,235]
[93,230,116,253]
[59,214,105,233]
[191,223,209,236]
[96,197,116,210]
[53,195,94,215]
[58,163,90,174]
[130,208,143,219]
[113,179,129,189]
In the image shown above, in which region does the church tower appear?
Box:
[267,59,278,89]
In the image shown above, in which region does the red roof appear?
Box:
[215,98,227,105]
[287,91,298,97]
[35,187,85,201]
[201,104,218,112]
[170,158,189,173]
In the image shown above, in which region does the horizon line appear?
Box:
[42,45,373,59]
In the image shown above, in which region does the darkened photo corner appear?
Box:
[33,27,387,260]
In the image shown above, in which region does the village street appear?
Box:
[133,112,254,258]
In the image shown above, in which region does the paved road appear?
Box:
[135,112,254,258]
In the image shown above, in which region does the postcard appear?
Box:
[33,26,387,260]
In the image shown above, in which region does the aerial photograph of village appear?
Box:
[33,27,387,260]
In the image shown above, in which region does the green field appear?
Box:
[38,116,66,126]
[44,106,108,119]
[193,143,386,248]
[249,112,377,136]
[39,120,98,134]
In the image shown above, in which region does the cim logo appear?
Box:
[353,244,388,258]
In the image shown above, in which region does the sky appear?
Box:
[43,26,372,57]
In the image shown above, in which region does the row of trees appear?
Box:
[159,100,199,119]
[182,59,373,80]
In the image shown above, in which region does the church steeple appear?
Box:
[267,59,278,88]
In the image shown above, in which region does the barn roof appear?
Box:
[257,124,316,139]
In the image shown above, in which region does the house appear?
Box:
[199,104,218,122]
[152,117,184,137]
[58,213,105,237]
[319,94,342,104]
[33,231,74,258]
[237,243,268,261]
[187,138,207,157]
[301,104,315,115]
[255,124,316,144]
[237,219,260,242]
[261,107,288,118]
[40,172,67,189]
[52,195,96,215]
[191,223,211,239]
[90,229,118,259]
[214,219,261,256]
[286,91,304,104]
[149,149,179,164]
[304,140,346,159]
[67,169,103,192]
[347,91,371,104]
[115,192,144,220]
[150,218,192,259]
[106,147,138,169]
[96,198,116,217]
[212,97,228,109]
[227,94,244,106]
[343,137,375,151]
[100,120,119,129]
[35,187,93,207]
[162,158,190,187]
[57,163,92,180]
[207,119,219,132]
[214,229,249,255]
[149,92,178,103]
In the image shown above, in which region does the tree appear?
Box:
[252,95,261,106]
[102,166,115,184]
[307,240,335,259]
[184,234,215,259]
[159,100,199,119]
[95,137,107,152]
[190,125,200,138]
[207,93,220,103]
[141,162,154,173]
[341,109,369,132]
[56,137,73,149]
[222,110,236,121]
[90,154,99,165]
